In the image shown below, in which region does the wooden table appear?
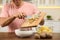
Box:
[0,32,60,40]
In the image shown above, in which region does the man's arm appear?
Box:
[0,13,27,27]
[0,16,16,27]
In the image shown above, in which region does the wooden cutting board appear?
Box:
[21,12,46,28]
[21,18,39,28]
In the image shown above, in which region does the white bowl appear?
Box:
[15,29,34,37]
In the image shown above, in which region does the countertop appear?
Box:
[0,32,60,40]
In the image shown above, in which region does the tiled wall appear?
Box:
[0,21,60,33]
[44,20,60,33]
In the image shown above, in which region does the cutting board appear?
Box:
[21,18,39,28]
[21,12,46,28]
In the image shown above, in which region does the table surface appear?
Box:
[0,32,60,40]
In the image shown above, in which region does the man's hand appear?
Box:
[13,12,27,19]
[18,13,27,19]
[0,12,27,27]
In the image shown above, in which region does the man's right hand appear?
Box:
[14,12,27,19]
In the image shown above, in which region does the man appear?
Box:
[0,0,45,32]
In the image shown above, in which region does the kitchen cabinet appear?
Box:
[0,0,60,8]
[24,0,60,7]
[0,0,60,6]
[32,0,60,6]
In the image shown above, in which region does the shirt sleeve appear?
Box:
[0,4,9,17]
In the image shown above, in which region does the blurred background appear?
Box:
[0,0,60,33]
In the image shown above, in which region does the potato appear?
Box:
[46,33,52,39]
[34,33,40,39]
[40,33,46,39]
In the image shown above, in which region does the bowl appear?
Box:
[15,29,35,37]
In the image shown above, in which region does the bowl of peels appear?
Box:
[15,28,35,37]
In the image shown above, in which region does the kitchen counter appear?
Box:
[0,32,60,40]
